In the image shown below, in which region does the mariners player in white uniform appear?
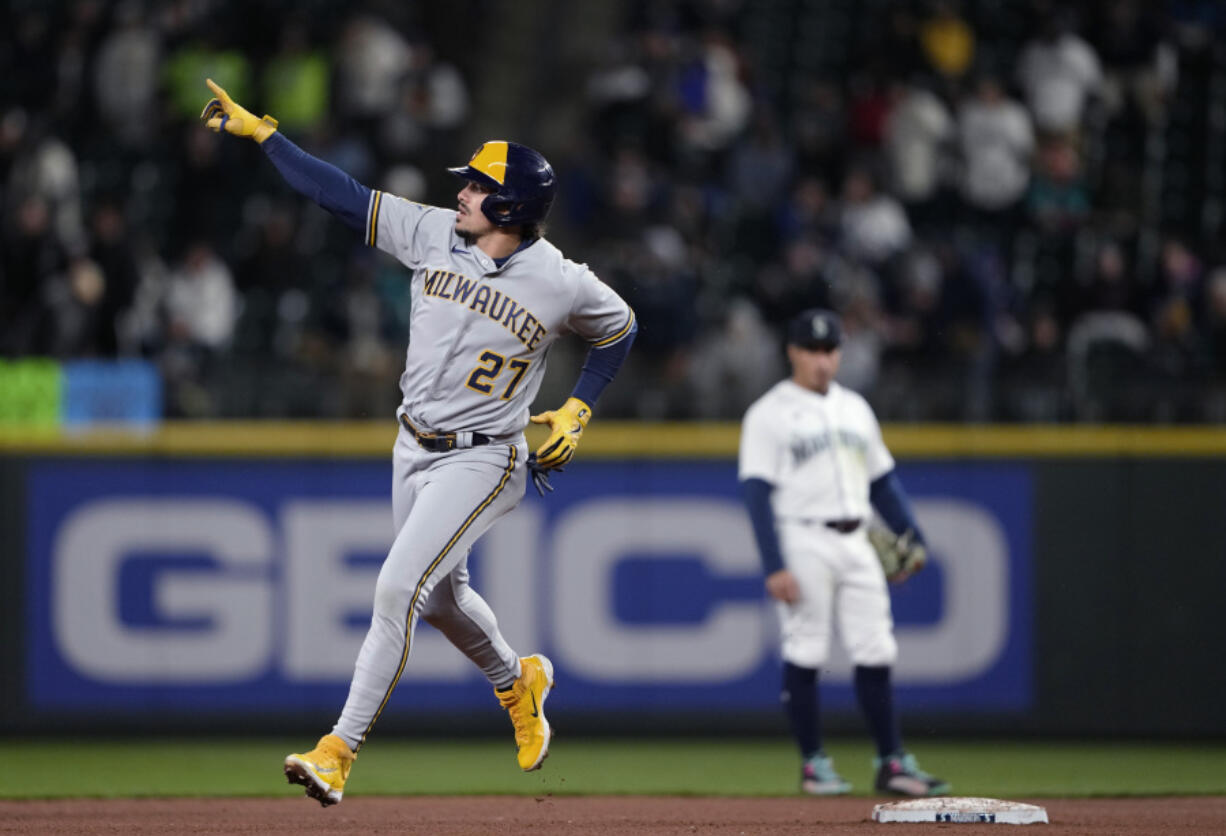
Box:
[738,309,948,798]
[202,80,636,806]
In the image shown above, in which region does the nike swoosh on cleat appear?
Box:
[530,692,539,718]
[314,765,337,774]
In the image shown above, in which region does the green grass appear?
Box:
[1,738,1223,799]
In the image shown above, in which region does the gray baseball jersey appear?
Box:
[328,191,632,754]
[368,192,635,437]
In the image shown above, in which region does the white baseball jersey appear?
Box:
[739,379,898,668]
[368,192,634,437]
[739,380,894,522]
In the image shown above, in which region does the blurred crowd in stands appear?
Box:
[3,0,1226,422]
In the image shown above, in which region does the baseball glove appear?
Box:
[867,525,928,583]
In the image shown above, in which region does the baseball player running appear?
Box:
[738,308,948,798]
[201,79,636,806]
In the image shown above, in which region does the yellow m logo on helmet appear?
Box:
[468,142,510,185]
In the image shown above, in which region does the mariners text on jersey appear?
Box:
[423,268,547,350]
[790,429,869,467]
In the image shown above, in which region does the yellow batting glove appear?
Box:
[201,78,278,143]
[529,396,592,469]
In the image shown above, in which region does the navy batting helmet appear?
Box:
[448,140,556,228]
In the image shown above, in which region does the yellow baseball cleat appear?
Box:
[496,654,555,770]
[284,734,355,807]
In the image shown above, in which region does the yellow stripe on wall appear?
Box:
[1,422,1225,458]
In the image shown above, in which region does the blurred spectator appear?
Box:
[407,40,470,133]
[728,109,794,215]
[882,76,954,227]
[1016,10,1103,136]
[728,109,794,259]
[834,286,886,393]
[1151,237,1203,315]
[1026,137,1090,235]
[792,78,849,185]
[839,165,912,268]
[334,14,412,131]
[606,225,699,417]
[4,113,86,256]
[689,297,784,418]
[846,72,892,150]
[602,145,663,239]
[1000,301,1066,420]
[918,0,976,84]
[42,257,110,357]
[751,237,837,327]
[885,245,949,362]
[1093,0,1176,126]
[92,1,162,151]
[164,240,238,353]
[1143,238,1206,396]
[86,199,142,356]
[776,176,838,246]
[956,75,1034,237]
[2,195,65,355]
[675,31,751,155]
[1079,239,1139,316]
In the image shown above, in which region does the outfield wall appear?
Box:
[1,423,1223,738]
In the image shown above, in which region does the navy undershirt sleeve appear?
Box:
[869,469,925,544]
[570,320,637,406]
[740,477,785,575]
[262,133,371,233]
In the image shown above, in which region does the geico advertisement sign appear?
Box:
[48,497,1009,687]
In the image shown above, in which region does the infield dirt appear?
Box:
[2,796,1224,834]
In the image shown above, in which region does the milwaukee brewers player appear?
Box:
[201,80,636,807]
[738,308,948,798]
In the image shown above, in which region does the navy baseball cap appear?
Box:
[787,308,843,350]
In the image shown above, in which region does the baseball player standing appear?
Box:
[738,308,948,797]
[201,80,636,807]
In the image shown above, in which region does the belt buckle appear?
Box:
[419,430,455,452]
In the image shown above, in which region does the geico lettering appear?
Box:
[822,499,1010,683]
[550,498,766,682]
[52,499,274,683]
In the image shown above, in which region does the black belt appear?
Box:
[824,519,862,534]
[399,414,492,452]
